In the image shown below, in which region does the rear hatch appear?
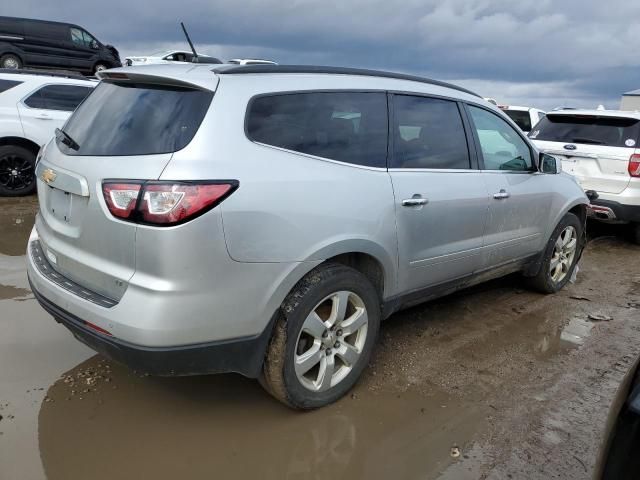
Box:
[35,75,214,301]
[530,113,640,194]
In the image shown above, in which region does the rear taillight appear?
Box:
[102,180,238,226]
[629,154,640,178]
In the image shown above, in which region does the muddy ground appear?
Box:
[1,196,639,480]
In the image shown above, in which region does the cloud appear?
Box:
[3,0,639,109]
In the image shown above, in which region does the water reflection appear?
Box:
[38,356,488,480]
[0,197,38,256]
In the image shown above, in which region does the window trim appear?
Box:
[463,102,539,174]
[244,89,391,171]
[20,83,94,112]
[387,91,478,171]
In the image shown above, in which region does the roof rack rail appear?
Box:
[0,68,90,81]
[211,64,481,98]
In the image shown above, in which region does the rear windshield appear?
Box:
[58,81,213,156]
[502,110,532,132]
[530,114,640,148]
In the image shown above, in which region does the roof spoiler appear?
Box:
[96,71,212,91]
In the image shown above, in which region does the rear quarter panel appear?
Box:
[160,75,400,298]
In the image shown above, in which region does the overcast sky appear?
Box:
[5,1,640,109]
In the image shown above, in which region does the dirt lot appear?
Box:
[1,196,639,480]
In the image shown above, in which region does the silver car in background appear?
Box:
[27,64,589,409]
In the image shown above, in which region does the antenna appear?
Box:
[180,22,199,62]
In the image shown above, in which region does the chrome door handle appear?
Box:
[402,198,428,207]
[493,189,510,200]
[36,114,52,120]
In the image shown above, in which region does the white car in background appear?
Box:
[530,109,640,243]
[499,105,546,134]
[124,50,222,66]
[0,70,95,196]
[228,59,277,65]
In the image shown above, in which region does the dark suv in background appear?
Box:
[0,16,121,75]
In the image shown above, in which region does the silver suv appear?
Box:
[27,64,589,409]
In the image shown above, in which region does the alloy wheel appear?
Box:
[0,154,34,191]
[294,291,369,392]
[550,225,577,282]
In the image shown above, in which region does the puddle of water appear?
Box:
[0,196,37,256]
[0,298,93,480]
[37,356,489,480]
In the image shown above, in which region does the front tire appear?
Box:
[528,212,583,294]
[93,63,108,74]
[0,145,37,196]
[261,263,380,409]
[0,53,22,69]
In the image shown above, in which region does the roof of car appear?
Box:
[100,63,485,100]
[623,89,640,96]
[0,68,96,83]
[546,108,640,119]
[210,64,481,97]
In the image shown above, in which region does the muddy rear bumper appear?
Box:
[29,278,272,378]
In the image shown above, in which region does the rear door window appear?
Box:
[391,95,470,169]
[59,81,213,156]
[24,85,93,111]
[246,92,388,168]
[530,114,640,148]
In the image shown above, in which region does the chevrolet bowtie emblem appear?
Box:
[41,168,57,184]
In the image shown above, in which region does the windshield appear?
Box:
[530,114,640,148]
[503,110,532,132]
[58,81,213,156]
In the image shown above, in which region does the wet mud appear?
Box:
[1,196,639,479]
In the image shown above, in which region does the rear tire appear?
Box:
[528,212,583,294]
[261,263,380,409]
[0,53,21,69]
[0,145,37,197]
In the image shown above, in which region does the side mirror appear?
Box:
[539,153,561,174]
[91,40,99,50]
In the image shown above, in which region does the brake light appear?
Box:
[629,154,640,177]
[102,181,238,226]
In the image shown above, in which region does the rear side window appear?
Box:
[391,95,470,169]
[24,84,93,111]
[0,79,22,94]
[247,92,388,168]
[59,81,213,156]
[530,114,640,148]
[503,110,532,132]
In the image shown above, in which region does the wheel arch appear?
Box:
[0,136,41,156]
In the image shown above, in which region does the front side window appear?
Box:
[246,92,388,168]
[24,85,93,111]
[392,95,470,169]
[70,28,94,47]
[468,105,533,171]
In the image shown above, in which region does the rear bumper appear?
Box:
[590,200,640,223]
[29,277,272,378]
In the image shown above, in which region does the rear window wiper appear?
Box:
[571,137,604,145]
[55,128,80,151]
